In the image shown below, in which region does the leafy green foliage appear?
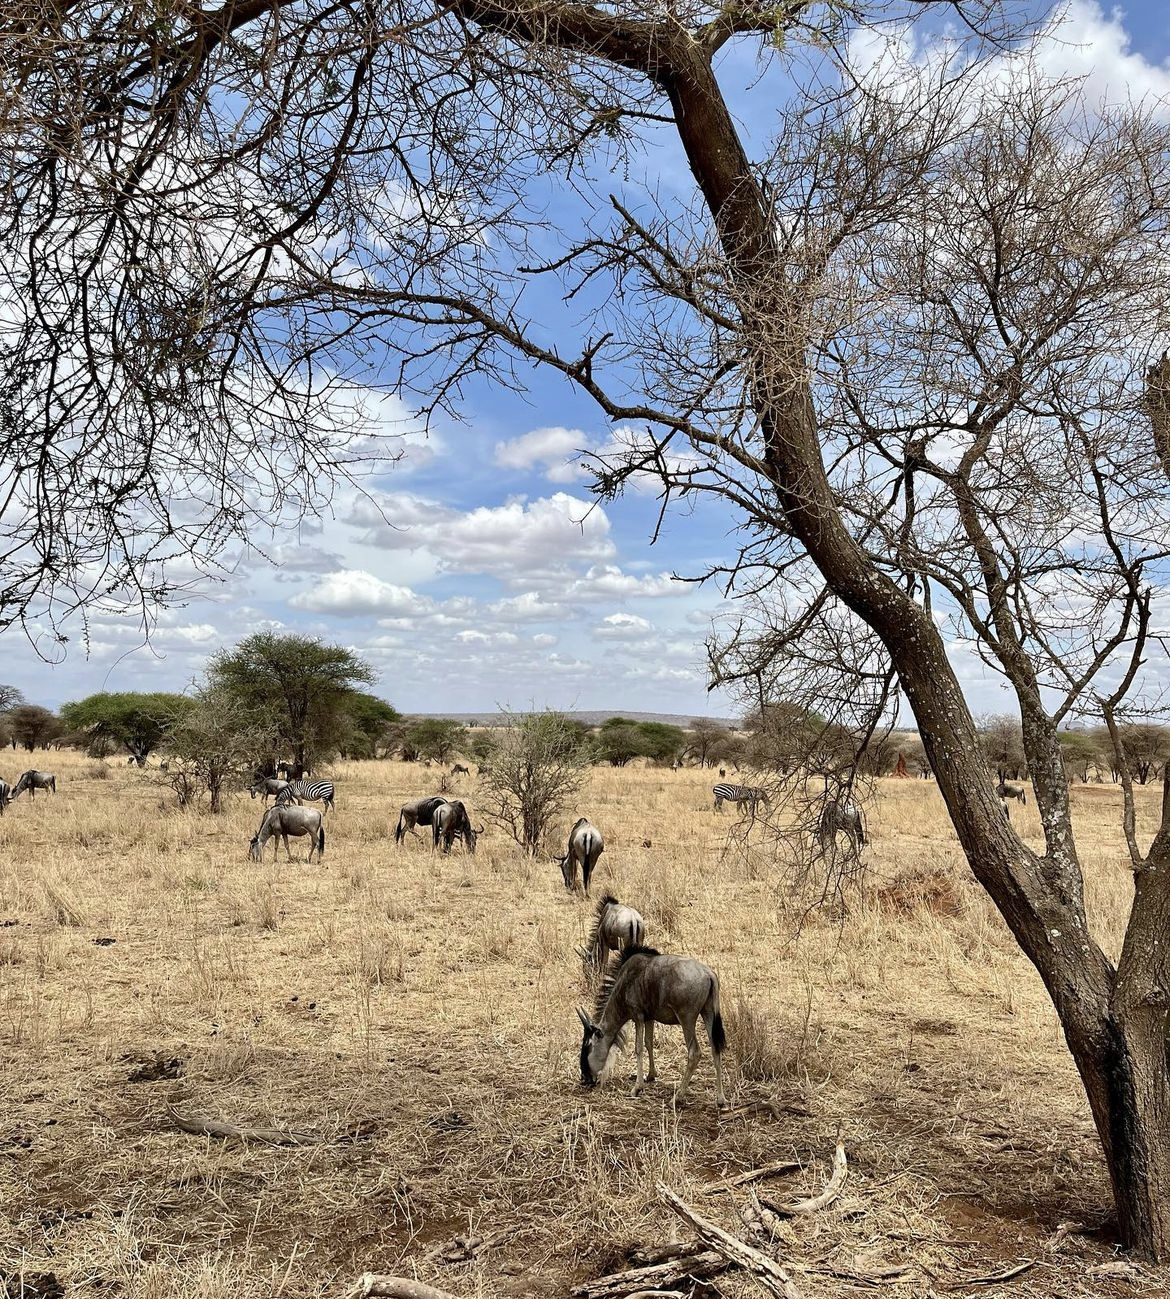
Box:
[595,716,685,766]
[59,692,191,759]
[206,632,376,770]
[405,718,466,764]
[341,692,402,758]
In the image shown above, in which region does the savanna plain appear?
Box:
[1,751,1165,1298]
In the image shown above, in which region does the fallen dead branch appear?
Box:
[766,1141,847,1217]
[570,1251,729,1299]
[705,1159,802,1194]
[347,1278,464,1299]
[164,1103,320,1147]
[423,1231,510,1266]
[657,1182,803,1299]
[961,1260,1034,1285]
[626,1243,710,1268]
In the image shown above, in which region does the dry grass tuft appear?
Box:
[875,864,964,917]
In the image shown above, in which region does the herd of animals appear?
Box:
[4,758,1030,1108]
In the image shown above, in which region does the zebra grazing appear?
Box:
[249,805,325,863]
[395,795,448,845]
[817,799,867,857]
[451,763,471,775]
[998,781,1027,806]
[433,799,482,854]
[274,779,335,814]
[712,782,767,814]
[11,770,56,799]
[577,945,728,1111]
[582,895,646,972]
[557,817,604,895]
[249,777,290,805]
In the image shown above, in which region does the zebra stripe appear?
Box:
[275,779,335,813]
[712,783,767,812]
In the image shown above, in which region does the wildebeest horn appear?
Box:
[475,824,485,834]
[576,1007,594,1031]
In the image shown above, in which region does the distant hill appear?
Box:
[406,709,741,728]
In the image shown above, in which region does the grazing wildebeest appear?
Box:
[274,779,335,814]
[11,770,56,799]
[250,777,290,805]
[395,795,448,845]
[451,763,471,775]
[998,781,1027,806]
[577,945,728,1110]
[248,805,325,863]
[817,799,867,857]
[433,800,483,854]
[712,782,767,814]
[0,780,11,814]
[557,817,604,894]
[276,761,311,779]
[581,895,646,971]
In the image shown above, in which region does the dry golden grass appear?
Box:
[0,752,1166,1297]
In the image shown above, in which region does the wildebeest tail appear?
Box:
[394,811,405,844]
[709,977,726,1054]
[711,1013,726,1054]
[318,825,326,858]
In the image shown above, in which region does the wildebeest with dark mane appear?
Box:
[577,945,727,1110]
[395,795,448,845]
[12,770,56,799]
[433,799,483,854]
[581,895,646,971]
[248,805,325,863]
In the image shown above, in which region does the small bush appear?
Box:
[875,866,963,917]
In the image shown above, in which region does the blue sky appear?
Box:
[11,0,1170,719]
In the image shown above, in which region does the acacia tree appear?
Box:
[7,704,63,751]
[207,633,376,774]
[10,0,1170,1257]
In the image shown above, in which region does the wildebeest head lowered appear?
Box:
[557,816,604,894]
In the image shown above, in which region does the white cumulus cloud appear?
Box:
[290,570,420,617]
[595,612,654,639]
[494,426,593,483]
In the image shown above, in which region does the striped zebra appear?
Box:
[275,779,335,815]
[712,783,768,814]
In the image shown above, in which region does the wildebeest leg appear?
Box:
[713,796,723,812]
[645,1021,657,1082]
[632,1020,646,1096]
[675,1018,700,1105]
[583,857,593,895]
[283,832,294,862]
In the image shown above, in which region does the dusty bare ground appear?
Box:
[0,752,1165,1298]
